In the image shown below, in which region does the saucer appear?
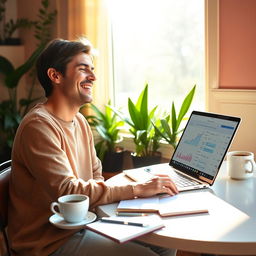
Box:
[49,211,97,230]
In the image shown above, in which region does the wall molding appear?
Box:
[208,89,256,154]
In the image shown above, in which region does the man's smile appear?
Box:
[80,81,93,89]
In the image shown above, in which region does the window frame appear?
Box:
[92,0,219,159]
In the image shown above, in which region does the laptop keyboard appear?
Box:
[172,172,200,188]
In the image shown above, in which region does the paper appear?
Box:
[86,215,164,243]
[118,197,159,212]
[158,192,209,216]
[117,191,210,216]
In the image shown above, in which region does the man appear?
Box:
[8,38,178,256]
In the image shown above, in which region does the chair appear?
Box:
[0,160,11,256]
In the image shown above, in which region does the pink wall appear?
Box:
[219,0,256,89]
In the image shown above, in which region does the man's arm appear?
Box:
[15,119,134,207]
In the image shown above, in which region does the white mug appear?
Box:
[227,151,256,180]
[51,194,89,223]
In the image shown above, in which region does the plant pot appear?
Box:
[102,150,125,173]
[0,38,21,45]
[131,152,162,168]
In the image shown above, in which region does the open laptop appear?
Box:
[124,111,241,191]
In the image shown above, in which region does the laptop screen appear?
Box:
[170,111,241,184]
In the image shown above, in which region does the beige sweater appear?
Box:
[8,104,134,256]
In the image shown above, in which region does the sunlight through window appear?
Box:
[107,0,205,113]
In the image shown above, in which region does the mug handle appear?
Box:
[51,202,62,217]
[245,159,256,173]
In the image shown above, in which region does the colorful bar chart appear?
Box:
[176,152,192,162]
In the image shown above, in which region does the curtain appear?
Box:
[56,0,111,115]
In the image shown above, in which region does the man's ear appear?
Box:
[47,68,62,84]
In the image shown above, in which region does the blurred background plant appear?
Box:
[81,101,125,172]
[83,101,124,161]
[0,0,57,160]
[0,0,35,45]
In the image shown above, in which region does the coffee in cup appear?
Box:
[51,194,89,223]
[227,151,256,180]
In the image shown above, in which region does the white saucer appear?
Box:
[49,211,97,230]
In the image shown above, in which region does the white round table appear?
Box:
[97,162,256,255]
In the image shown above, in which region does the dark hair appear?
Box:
[36,38,92,97]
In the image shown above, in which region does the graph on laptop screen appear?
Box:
[171,112,240,180]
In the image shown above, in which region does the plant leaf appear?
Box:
[5,44,45,88]
[176,85,196,129]
[161,119,172,139]
[171,103,176,134]
[137,83,149,129]
[128,98,140,129]
[0,56,14,76]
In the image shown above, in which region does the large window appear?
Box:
[106,0,205,113]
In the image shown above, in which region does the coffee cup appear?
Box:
[227,151,256,180]
[51,194,89,223]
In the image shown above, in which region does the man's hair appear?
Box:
[36,38,92,97]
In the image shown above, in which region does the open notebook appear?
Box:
[86,214,164,243]
[116,191,210,217]
[124,111,241,191]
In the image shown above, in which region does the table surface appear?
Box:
[97,162,256,255]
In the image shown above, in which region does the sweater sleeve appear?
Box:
[17,118,134,208]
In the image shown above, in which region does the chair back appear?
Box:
[0,160,11,256]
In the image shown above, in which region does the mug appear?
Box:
[51,194,89,223]
[227,151,256,180]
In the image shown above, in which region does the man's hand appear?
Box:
[133,174,179,198]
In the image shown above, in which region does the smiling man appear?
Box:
[8,38,177,256]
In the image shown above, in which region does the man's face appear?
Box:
[60,52,96,106]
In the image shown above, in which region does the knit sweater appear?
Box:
[8,103,134,256]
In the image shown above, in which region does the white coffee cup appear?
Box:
[51,194,89,223]
[227,151,256,180]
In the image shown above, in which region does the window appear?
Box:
[106,0,205,113]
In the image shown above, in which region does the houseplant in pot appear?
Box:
[0,0,57,161]
[112,83,162,168]
[153,85,196,149]
[82,101,125,172]
[0,0,35,45]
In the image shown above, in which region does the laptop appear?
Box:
[124,111,241,191]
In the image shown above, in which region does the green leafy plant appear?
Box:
[0,0,57,149]
[153,85,196,148]
[112,83,160,157]
[34,0,57,46]
[0,0,35,44]
[82,102,124,161]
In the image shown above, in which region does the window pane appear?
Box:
[107,0,205,113]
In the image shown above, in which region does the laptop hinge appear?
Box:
[174,169,209,185]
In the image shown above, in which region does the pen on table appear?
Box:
[116,212,148,216]
[100,217,148,227]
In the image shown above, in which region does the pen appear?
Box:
[116,212,148,217]
[100,217,148,227]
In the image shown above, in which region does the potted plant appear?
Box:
[0,0,57,161]
[0,0,35,45]
[112,83,162,168]
[153,85,196,149]
[82,101,125,173]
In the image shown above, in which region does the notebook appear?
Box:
[117,191,210,217]
[124,111,241,191]
[86,214,164,243]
